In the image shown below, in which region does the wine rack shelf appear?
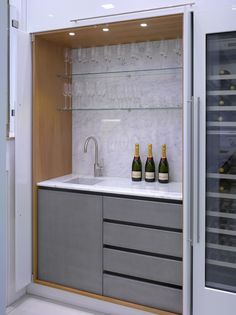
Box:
[207,192,236,200]
[207,173,236,180]
[207,242,236,253]
[207,211,236,220]
[207,74,236,80]
[207,259,236,269]
[207,130,236,135]
[207,227,236,236]
[207,90,236,96]
[207,106,236,111]
[207,122,236,127]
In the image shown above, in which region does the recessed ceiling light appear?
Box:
[102,4,114,9]
[232,4,236,10]
[69,32,75,36]
[102,28,109,32]
[140,23,148,27]
[48,14,54,18]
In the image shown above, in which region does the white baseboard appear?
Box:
[26,282,152,315]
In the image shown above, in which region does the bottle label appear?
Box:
[132,171,142,178]
[159,173,168,181]
[145,172,155,180]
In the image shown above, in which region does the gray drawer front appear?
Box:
[38,189,103,294]
[104,222,182,258]
[103,274,182,314]
[104,248,182,286]
[104,196,182,229]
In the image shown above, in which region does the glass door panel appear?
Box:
[206,31,236,293]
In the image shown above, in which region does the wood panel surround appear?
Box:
[32,13,183,315]
[35,14,183,48]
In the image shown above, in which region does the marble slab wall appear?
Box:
[72,39,183,182]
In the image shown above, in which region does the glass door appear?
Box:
[206,31,236,293]
[193,6,236,315]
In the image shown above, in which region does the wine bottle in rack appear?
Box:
[219,69,230,75]
[218,96,229,106]
[219,180,231,193]
[218,160,231,174]
[132,144,142,181]
[144,144,155,182]
[158,144,169,183]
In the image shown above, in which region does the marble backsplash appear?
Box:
[72,39,183,182]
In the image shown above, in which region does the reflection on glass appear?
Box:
[206,31,236,293]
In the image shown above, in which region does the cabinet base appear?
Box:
[34,279,180,315]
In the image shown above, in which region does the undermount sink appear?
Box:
[64,177,102,185]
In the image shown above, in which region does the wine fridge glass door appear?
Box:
[193,6,236,315]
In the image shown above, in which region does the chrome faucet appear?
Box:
[84,136,103,177]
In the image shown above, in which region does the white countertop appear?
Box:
[38,174,182,201]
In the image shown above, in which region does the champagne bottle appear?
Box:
[158,144,169,183]
[132,144,142,181]
[144,144,155,182]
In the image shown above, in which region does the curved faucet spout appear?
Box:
[83,136,102,177]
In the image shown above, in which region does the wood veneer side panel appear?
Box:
[32,37,72,278]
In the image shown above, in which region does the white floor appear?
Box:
[7,295,108,315]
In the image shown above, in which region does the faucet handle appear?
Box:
[94,163,103,177]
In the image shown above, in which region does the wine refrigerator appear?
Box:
[193,7,236,315]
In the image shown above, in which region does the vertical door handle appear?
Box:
[193,96,201,243]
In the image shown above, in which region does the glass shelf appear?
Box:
[57,66,182,79]
[58,106,182,111]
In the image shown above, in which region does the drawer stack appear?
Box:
[103,196,183,314]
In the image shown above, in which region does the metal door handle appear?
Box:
[194,97,201,243]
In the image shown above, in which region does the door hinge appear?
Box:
[31,34,35,43]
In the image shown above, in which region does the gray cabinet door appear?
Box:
[38,189,102,294]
